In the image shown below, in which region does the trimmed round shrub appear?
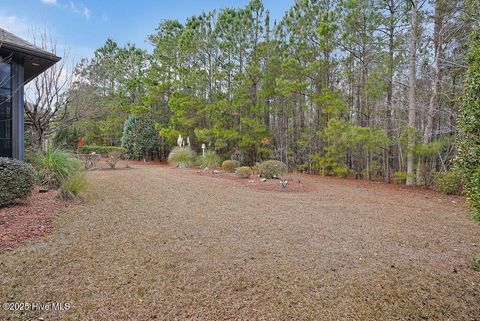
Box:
[257,160,287,179]
[197,151,221,168]
[236,166,252,179]
[434,170,463,195]
[0,158,36,207]
[168,147,196,168]
[222,160,240,173]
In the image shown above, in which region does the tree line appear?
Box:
[52,0,478,186]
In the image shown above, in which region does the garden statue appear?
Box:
[177,135,183,147]
[187,136,190,147]
[280,178,288,189]
[201,143,206,156]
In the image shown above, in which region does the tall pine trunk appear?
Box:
[406,0,418,185]
[383,0,396,183]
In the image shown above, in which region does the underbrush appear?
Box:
[393,171,407,184]
[434,169,463,195]
[78,145,126,156]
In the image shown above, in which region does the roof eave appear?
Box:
[2,42,61,63]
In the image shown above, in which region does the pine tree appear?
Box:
[121,115,138,158]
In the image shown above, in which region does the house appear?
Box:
[0,28,61,160]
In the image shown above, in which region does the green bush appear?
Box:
[59,171,88,200]
[466,169,480,221]
[257,160,287,179]
[393,171,407,184]
[168,147,196,168]
[296,162,309,172]
[456,24,480,221]
[333,166,349,178]
[35,148,79,188]
[434,170,463,195]
[236,166,252,179]
[78,145,126,156]
[0,158,36,207]
[222,160,240,172]
[197,151,221,168]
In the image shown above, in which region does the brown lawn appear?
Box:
[1,164,479,320]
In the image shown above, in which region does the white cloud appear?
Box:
[0,13,29,39]
[0,10,92,68]
[83,7,90,19]
[0,14,22,31]
[40,0,57,5]
[66,1,91,19]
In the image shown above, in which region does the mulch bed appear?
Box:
[0,187,72,253]
[194,169,315,193]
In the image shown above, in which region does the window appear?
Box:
[0,62,12,158]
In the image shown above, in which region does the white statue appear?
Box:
[201,143,206,156]
[177,135,183,147]
[187,136,191,147]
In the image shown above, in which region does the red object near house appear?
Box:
[77,137,84,149]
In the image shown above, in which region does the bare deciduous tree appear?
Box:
[24,31,77,150]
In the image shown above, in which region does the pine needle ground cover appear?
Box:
[1,166,478,320]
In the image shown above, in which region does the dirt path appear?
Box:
[1,165,479,320]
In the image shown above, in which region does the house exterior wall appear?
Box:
[0,59,24,160]
[1,28,60,161]
[12,61,24,160]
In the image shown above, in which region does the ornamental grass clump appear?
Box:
[35,147,79,188]
[257,160,287,179]
[235,166,252,179]
[197,151,221,168]
[168,147,196,168]
[0,158,36,207]
[34,147,88,200]
[222,160,240,172]
[59,171,88,200]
